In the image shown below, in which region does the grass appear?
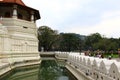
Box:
[90,53,119,58]
[104,53,119,58]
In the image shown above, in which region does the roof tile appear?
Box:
[0,0,25,6]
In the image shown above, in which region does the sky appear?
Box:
[23,0,120,38]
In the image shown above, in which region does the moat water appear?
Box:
[2,60,77,80]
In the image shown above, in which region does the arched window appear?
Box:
[4,12,11,17]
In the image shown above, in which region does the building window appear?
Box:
[4,12,11,17]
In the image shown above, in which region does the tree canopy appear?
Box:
[38,26,120,53]
[38,26,58,51]
[59,33,82,52]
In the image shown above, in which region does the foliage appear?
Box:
[38,26,58,51]
[38,26,120,53]
[104,53,119,58]
[39,60,66,80]
[92,38,119,52]
[59,33,82,52]
[85,33,102,50]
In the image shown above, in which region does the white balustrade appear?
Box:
[55,52,120,80]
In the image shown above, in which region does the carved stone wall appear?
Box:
[0,18,38,54]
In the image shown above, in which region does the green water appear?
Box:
[1,60,77,80]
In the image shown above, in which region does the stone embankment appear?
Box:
[0,53,41,77]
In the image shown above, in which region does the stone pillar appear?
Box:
[12,5,17,19]
[31,11,34,23]
[41,47,44,52]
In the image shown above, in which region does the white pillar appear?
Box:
[13,5,17,19]
[31,11,34,23]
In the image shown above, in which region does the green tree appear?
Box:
[119,38,120,48]
[85,33,102,50]
[59,33,82,52]
[38,26,58,51]
[108,38,119,52]
[93,38,119,53]
[93,38,109,51]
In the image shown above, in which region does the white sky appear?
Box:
[23,0,120,38]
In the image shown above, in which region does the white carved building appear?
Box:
[0,0,40,58]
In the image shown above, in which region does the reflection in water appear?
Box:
[2,60,77,80]
[57,76,69,80]
[39,60,69,80]
[3,65,39,80]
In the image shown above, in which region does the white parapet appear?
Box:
[109,62,120,80]
[57,52,120,80]
[55,51,69,60]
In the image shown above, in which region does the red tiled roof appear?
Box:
[0,0,25,6]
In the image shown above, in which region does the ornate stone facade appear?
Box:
[0,0,41,76]
[0,18,38,53]
[0,0,40,57]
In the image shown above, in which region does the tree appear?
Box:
[59,33,82,52]
[119,38,120,48]
[92,38,109,51]
[93,38,119,53]
[85,33,102,50]
[38,26,58,51]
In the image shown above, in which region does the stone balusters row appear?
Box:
[55,52,80,60]
[55,52,70,59]
[67,54,120,80]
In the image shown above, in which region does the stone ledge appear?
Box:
[0,57,41,77]
[66,63,94,80]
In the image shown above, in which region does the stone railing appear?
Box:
[55,51,79,60]
[55,52,120,80]
[67,53,120,80]
[55,52,69,60]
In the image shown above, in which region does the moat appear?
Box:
[1,60,77,80]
